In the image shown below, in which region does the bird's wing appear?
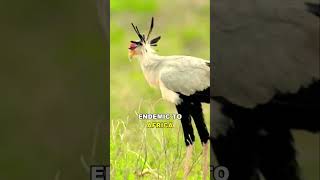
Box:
[159,56,210,96]
[212,0,319,108]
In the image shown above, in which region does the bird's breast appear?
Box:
[141,64,160,88]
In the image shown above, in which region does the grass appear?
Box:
[110,0,210,178]
[110,99,210,179]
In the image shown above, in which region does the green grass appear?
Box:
[110,101,210,179]
[110,0,210,179]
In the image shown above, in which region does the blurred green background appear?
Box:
[110,0,210,179]
[0,0,108,179]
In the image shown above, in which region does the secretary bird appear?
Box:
[128,17,210,179]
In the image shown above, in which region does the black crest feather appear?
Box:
[130,17,161,46]
[150,36,161,45]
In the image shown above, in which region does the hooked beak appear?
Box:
[128,47,135,50]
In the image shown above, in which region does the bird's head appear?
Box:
[128,17,161,61]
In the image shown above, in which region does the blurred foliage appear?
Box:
[0,0,107,179]
[111,0,158,13]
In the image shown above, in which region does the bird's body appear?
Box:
[211,1,320,179]
[129,18,210,179]
[137,49,210,104]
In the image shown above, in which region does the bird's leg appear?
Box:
[259,130,300,180]
[202,141,209,180]
[184,143,193,179]
[212,127,261,180]
[190,101,210,180]
[176,102,195,179]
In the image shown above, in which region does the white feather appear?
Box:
[159,56,210,96]
[137,49,210,104]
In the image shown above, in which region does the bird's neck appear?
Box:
[138,47,160,66]
[138,50,161,87]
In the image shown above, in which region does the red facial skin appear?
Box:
[128,43,137,50]
[128,43,139,59]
